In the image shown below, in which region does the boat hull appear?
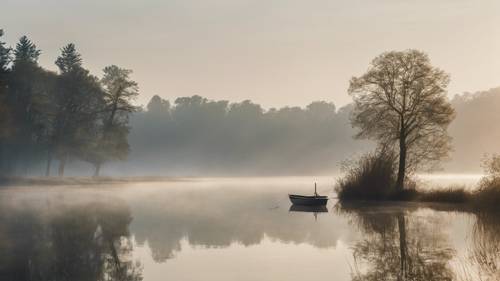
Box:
[288,195,328,206]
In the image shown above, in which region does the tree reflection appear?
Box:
[130,188,346,262]
[0,200,142,281]
[339,203,455,281]
[468,211,500,281]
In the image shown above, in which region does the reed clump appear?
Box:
[336,152,500,210]
[335,150,397,201]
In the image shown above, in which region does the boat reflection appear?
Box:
[289,205,328,213]
[289,204,328,221]
[0,184,499,281]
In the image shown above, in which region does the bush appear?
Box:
[474,156,500,209]
[336,152,500,207]
[335,150,397,200]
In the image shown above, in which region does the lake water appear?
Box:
[0,176,498,281]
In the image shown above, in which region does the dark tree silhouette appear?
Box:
[0,31,142,177]
[88,65,138,177]
[0,30,11,161]
[51,43,104,176]
[13,36,40,64]
[4,36,55,175]
[0,200,143,281]
[349,50,455,190]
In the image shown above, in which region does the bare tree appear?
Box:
[348,50,455,190]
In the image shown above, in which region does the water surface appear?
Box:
[0,177,498,281]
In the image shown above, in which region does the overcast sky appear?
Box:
[2,0,500,108]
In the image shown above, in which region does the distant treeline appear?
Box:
[0,29,138,177]
[447,87,500,172]
[112,88,500,176]
[2,29,500,177]
[120,95,371,176]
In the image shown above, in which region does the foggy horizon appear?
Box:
[3,0,500,108]
[2,2,500,281]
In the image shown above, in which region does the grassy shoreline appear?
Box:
[335,151,500,210]
[338,185,500,211]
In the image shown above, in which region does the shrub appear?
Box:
[474,155,500,209]
[335,150,397,200]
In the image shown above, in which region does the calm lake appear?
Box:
[0,176,498,281]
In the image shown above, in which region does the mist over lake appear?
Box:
[2,1,500,280]
[0,177,497,281]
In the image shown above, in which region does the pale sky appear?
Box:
[2,0,500,108]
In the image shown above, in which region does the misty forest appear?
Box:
[2,30,500,178]
[1,11,500,281]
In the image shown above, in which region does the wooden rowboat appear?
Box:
[288,194,328,206]
[288,183,328,206]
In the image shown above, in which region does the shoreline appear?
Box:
[0,176,194,187]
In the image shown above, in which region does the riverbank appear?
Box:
[338,181,500,211]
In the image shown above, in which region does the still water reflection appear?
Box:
[0,178,498,281]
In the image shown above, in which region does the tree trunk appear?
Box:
[396,139,407,191]
[58,154,67,177]
[45,150,52,177]
[397,213,408,280]
[93,162,101,177]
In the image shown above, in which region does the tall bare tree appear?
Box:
[349,50,455,190]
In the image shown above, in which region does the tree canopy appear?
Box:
[0,30,138,177]
[349,50,455,189]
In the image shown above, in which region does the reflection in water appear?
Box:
[289,205,328,213]
[0,181,499,281]
[468,211,500,281]
[130,187,345,263]
[339,203,456,281]
[289,205,328,221]
[0,198,142,281]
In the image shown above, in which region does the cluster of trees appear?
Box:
[0,29,138,177]
[2,30,499,178]
[121,85,500,177]
[123,95,370,176]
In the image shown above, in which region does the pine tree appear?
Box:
[0,29,11,72]
[50,44,104,176]
[6,35,50,174]
[0,29,12,173]
[55,43,82,73]
[13,35,40,65]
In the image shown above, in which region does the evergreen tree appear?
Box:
[5,35,51,175]
[55,43,82,73]
[0,29,12,173]
[50,44,104,176]
[0,29,11,72]
[13,35,40,65]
